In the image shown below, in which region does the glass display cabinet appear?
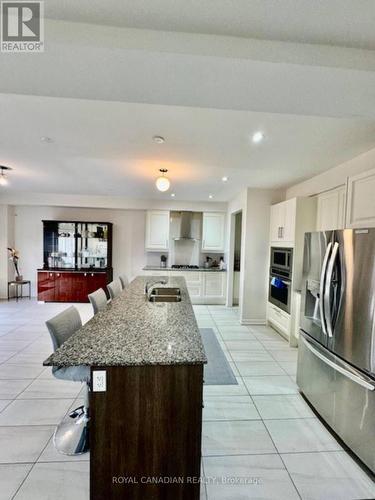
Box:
[38,220,113,302]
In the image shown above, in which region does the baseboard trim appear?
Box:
[240,318,267,325]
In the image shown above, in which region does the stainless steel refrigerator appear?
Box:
[297,229,375,473]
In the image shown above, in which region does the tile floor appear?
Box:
[0,299,374,499]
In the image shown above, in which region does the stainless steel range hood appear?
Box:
[173,211,200,241]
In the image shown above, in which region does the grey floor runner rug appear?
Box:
[200,328,238,385]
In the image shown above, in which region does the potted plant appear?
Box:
[7,247,23,281]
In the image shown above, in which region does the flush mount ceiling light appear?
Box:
[153,135,165,144]
[222,176,228,182]
[252,131,264,144]
[171,193,175,197]
[0,165,12,186]
[209,194,213,199]
[155,169,170,192]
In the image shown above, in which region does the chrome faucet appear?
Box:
[144,279,167,298]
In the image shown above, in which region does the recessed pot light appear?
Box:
[222,176,228,182]
[171,193,175,197]
[252,131,264,143]
[40,136,54,143]
[209,194,213,199]
[153,135,165,144]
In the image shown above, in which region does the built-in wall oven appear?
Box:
[268,248,293,314]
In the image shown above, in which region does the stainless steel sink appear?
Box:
[149,294,182,303]
[149,287,181,302]
[151,287,181,296]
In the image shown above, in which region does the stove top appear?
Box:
[171,265,199,269]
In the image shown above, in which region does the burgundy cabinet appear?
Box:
[87,272,108,296]
[54,272,73,302]
[37,271,111,303]
[71,272,89,302]
[37,272,55,302]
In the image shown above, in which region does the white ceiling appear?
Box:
[45,0,375,50]
[1,94,375,202]
[1,7,375,203]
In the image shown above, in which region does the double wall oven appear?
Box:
[268,247,293,314]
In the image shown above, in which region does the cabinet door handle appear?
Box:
[277,227,280,238]
[281,227,284,239]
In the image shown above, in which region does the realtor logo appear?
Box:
[1,1,44,52]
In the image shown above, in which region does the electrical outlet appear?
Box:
[92,370,107,392]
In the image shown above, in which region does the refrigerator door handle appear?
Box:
[301,334,375,391]
[324,242,339,338]
[319,242,332,336]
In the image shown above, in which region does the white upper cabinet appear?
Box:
[346,168,375,228]
[283,198,297,243]
[202,212,226,252]
[270,203,284,242]
[270,198,296,246]
[316,186,346,231]
[145,210,170,251]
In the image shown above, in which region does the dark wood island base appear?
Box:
[90,364,204,500]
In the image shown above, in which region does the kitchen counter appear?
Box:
[44,276,206,367]
[143,265,226,272]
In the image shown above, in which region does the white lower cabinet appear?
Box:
[267,302,291,339]
[203,272,225,297]
[142,270,226,304]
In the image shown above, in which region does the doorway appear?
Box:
[232,211,242,306]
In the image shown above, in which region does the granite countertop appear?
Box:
[43,276,207,367]
[143,266,227,272]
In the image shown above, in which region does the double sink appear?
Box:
[148,287,182,303]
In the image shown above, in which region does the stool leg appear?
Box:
[53,382,90,455]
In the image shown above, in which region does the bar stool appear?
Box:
[119,274,128,290]
[46,306,90,455]
[88,288,108,315]
[107,278,122,300]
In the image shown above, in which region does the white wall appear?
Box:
[241,188,284,324]
[286,146,375,198]
[11,205,147,296]
[226,188,284,323]
[0,205,15,298]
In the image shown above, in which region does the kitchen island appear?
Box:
[44,276,206,500]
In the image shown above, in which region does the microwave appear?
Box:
[270,247,293,272]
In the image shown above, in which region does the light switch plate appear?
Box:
[92,370,107,392]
